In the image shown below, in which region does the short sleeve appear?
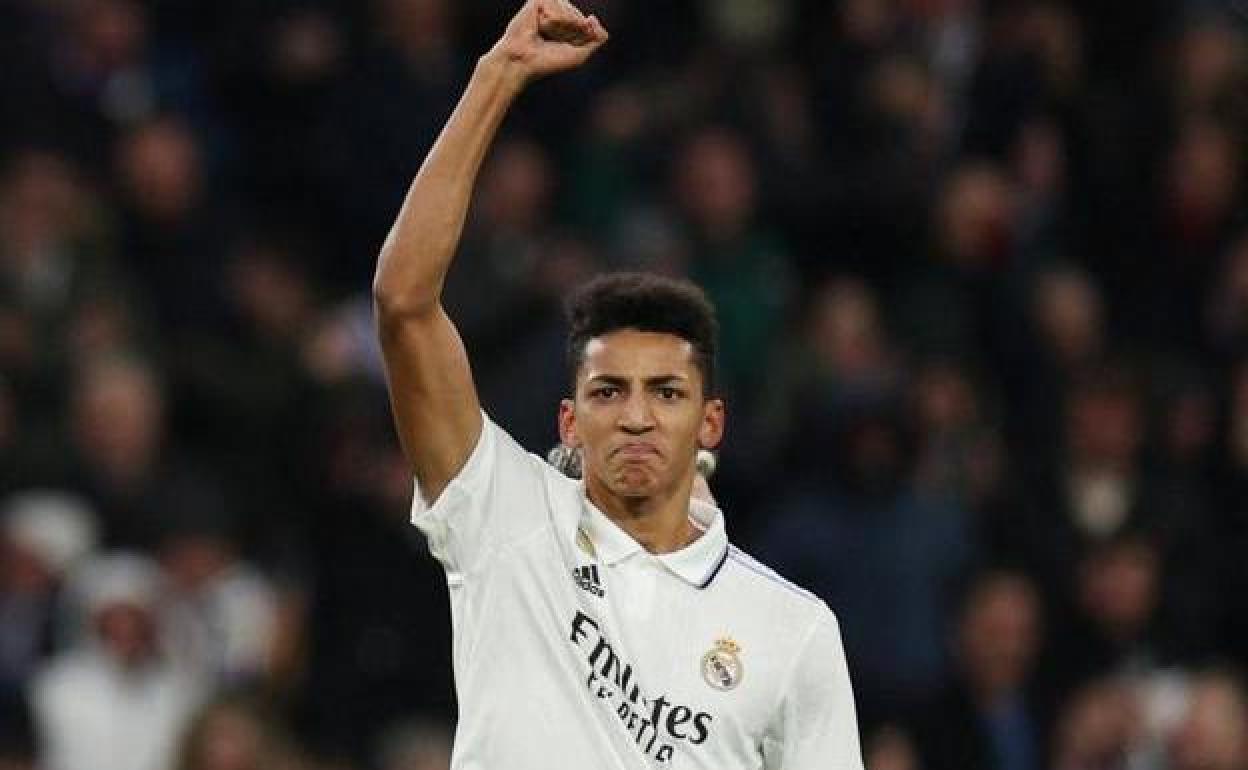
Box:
[410,412,556,580]
[763,608,865,770]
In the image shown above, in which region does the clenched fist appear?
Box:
[485,0,608,86]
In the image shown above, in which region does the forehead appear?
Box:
[578,329,699,382]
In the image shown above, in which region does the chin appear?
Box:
[610,470,661,499]
[612,480,656,499]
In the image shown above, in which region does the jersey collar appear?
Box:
[580,494,643,565]
[580,493,730,590]
[658,499,730,589]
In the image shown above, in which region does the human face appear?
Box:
[95,604,156,666]
[559,330,724,501]
[959,576,1040,696]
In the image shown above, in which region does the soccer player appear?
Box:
[372,1,865,766]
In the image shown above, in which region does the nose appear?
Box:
[618,391,655,434]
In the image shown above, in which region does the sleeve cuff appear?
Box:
[410,410,493,532]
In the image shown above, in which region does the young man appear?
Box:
[372,1,864,767]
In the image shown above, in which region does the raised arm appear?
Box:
[373,0,607,502]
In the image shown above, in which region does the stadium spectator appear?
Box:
[114,115,232,335]
[175,694,305,770]
[1043,527,1213,719]
[0,149,135,419]
[61,352,211,550]
[43,0,208,165]
[758,274,901,473]
[864,724,921,770]
[296,394,453,760]
[1167,668,1248,770]
[673,125,794,410]
[757,398,974,719]
[909,358,1007,514]
[0,492,97,684]
[1010,265,1107,454]
[154,483,284,688]
[1050,678,1141,770]
[0,491,97,765]
[30,552,203,770]
[908,569,1047,770]
[372,717,453,770]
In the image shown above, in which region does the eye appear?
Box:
[656,386,682,401]
[590,385,621,400]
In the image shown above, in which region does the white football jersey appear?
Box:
[411,413,863,769]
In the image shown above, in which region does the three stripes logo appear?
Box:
[572,564,605,597]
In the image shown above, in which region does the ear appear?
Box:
[558,398,580,447]
[698,398,725,450]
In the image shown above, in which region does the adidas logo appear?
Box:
[572,564,605,597]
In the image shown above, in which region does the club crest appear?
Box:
[701,637,743,691]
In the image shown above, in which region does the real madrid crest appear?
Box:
[701,637,743,691]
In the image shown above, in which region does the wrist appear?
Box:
[476,47,530,97]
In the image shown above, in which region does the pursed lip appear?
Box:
[613,441,661,459]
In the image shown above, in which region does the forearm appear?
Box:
[372,53,527,318]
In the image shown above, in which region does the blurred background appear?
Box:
[3,0,1248,768]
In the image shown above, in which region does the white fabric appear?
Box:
[71,553,164,615]
[412,413,863,769]
[1,491,97,575]
[30,649,202,770]
[164,563,279,683]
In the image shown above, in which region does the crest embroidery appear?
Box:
[701,637,743,691]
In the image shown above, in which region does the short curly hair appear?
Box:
[565,272,719,397]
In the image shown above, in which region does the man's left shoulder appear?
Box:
[713,544,828,620]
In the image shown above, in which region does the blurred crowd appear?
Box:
[3,0,1248,768]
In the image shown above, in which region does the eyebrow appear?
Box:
[585,374,690,387]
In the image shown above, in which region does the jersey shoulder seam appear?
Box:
[724,544,823,606]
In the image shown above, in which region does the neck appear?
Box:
[586,473,699,554]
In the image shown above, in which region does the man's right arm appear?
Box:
[372,1,607,503]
